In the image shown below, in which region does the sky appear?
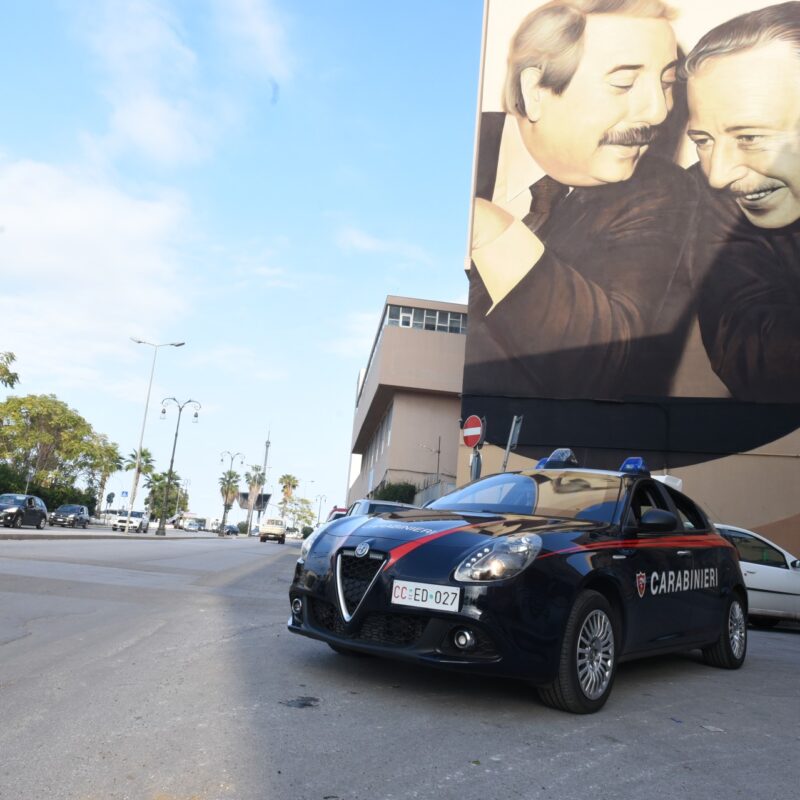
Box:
[0,0,484,524]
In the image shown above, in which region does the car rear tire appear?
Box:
[83,520,88,529]
[538,590,618,714]
[36,517,46,530]
[703,592,747,669]
[260,536,266,543]
[279,537,285,544]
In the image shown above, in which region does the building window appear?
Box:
[385,304,466,335]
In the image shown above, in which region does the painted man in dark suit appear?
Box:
[464,0,695,401]
[684,2,800,402]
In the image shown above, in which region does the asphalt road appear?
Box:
[1,538,797,800]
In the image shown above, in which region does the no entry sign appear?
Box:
[462,415,484,448]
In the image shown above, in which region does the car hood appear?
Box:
[306,509,608,573]
[0,501,22,511]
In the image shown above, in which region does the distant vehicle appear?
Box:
[112,511,150,533]
[259,517,286,544]
[326,507,348,523]
[345,499,418,517]
[49,504,90,528]
[716,524,800,626]
[184,520,201,532]
[0,494,48,529]
[223,524,239,536]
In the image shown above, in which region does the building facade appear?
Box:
[347,296,467,506]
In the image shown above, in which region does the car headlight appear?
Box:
[454,534,543,582]
[68,514,75,519]
[300,529,324,559]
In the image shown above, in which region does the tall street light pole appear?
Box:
[156,398,200,535]
[219,450,244,535]
[315,494,327,526]
[126,338,185,534]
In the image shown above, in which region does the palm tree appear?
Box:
[244,465,266,535]
[278,473,298,520]
[124,448,155,514]
[144,471,182,520]
[218,469,240,535]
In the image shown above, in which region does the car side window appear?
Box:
[729,532,787,569]
[626,482,669,528]
[664,487,708,532]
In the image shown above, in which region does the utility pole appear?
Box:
[257,432,271,524]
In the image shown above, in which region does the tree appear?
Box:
[123,448,155,513]
[218,469,240,535]
[0,352,19,388]
[278,473,298,520]
[0,394,95,487]
[244,465,266,535]
[84,434,122,513]
[373,481,417,504]
[144,471,186,521]
[285,495,315,531]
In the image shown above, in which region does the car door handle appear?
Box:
[743,569,756,575]
[676,550,691,557]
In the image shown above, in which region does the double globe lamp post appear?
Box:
[156,398,200,535]
[219,450,244,535]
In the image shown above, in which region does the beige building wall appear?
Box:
[348,296,467,505]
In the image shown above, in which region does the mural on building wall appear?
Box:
[462,0,800,535]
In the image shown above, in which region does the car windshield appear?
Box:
[368,503,408,515]
[0,494,27,504]
[128,511,143,518]
[57,505,82,513]
[428,471,623,523]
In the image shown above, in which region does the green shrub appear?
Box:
[373,481,417,504]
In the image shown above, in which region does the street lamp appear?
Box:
[219,450,244,536]
[155,397,200,535]
[125,338,184,534]
[315,494,327,526]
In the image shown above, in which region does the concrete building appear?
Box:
[347,296,467,506]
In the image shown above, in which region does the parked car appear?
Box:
[223,524,239,536]
[49,504,90,528]
[290,450,748,714]
[259,517,286,544]
[183,519,201,532]
[112,511,150,533]
[716,524,800,626]
[0,494,48,529]
[345,499,418,517]
[326,507,348,523]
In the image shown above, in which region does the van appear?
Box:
[258,517,286,544]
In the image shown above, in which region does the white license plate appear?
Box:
[391,580,461,612]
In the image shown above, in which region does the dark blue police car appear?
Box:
[288,450,747,713]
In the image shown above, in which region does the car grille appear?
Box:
[337,552,385,617]
[309,599,428,647]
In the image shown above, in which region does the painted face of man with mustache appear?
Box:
[519,14,678,187]
[688,39,800,229]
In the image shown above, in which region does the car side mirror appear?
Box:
[639,509,678,533]
[791,559,800,569]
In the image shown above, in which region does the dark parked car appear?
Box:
[223,524,239,536]
[49,504,90,528]
[0,494,48,529]
[289,450,747,714]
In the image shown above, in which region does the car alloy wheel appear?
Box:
[12,514,22,528]
[37,517,46,530]
[538,590,618,714]
[703,592,747,669]
[728,599,746,660]
[576,609,615,700]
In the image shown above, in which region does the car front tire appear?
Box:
[703,591,747,669]
[12,514,23,529]
[538,590,618,714]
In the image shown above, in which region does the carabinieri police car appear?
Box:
[287,450,747,713]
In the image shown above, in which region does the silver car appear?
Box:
[717,524,800,627]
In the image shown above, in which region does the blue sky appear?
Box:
[0,0,484,522]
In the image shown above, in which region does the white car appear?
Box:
[112,511,150,533]
[184,520,200,532]
[717,524,800,626]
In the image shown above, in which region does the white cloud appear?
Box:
[213,0,294,84]
[0,158,188,388]
[335,226,434,266]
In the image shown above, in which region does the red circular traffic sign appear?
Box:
[462,415,483,448]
